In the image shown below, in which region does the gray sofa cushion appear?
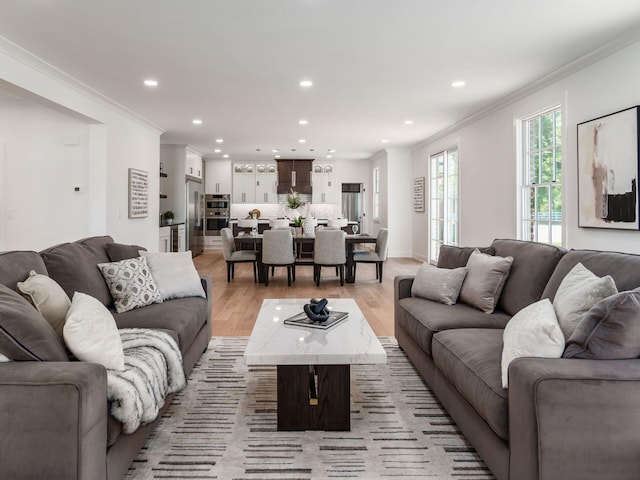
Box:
[40,236,114,307]
[564,289,640,359]
[112,297,208,356]
[0,251,48,291]
[397,297,510,355]
[0,285,68,361]
[432,328,509,440]
[543,249,640,301]
[491,239,566,316]
[437,245,496,269]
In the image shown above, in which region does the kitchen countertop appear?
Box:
[229,218,357,224]
[159,222,185,227]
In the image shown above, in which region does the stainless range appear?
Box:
[205,194,230,236]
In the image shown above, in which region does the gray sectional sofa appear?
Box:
[0,236,212,480]
[395,239,640,480]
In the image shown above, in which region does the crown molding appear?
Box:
[411,24,640,152]
[0,35,164,134]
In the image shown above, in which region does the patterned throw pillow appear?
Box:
[98,256,162,313]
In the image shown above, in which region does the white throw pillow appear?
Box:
[411,263,468,305]
[63,292,125,371]
[501,299,564,388]
[553,263,618,341]
[97,256,162,313]
[17,270,71,338]
[140,251,206,301]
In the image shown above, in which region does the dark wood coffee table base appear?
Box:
[277,364,350,431]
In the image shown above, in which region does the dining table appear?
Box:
[234,233,378,284]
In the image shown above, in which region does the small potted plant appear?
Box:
[163,210,174,225]
[293,216,303,236]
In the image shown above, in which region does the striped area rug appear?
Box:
[126,337,494,480]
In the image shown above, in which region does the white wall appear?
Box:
[412,38,640,258]
[0,38,162,251]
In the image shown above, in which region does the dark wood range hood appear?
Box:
[276,159,313,194]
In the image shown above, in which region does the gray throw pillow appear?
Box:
[553,263,618,341]
[140,251,206,300]
[0,285,68,361]
[459,249,513,314]
[106,243,147,262]
[437,245,496,269]
[411,263,468,305]
[98,256,163,313]
[564,289,640,359]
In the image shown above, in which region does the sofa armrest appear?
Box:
[0,362,108,480]
[200,274,213,337]
[394,275,414,335]
[509,357,640,480]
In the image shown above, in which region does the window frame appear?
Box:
[373,166,380,222]
[429,147,459,263]
[519,105,564,246]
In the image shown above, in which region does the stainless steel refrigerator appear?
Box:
[341,183,363,231]
[186,179,204,256]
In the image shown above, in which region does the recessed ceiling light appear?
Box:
[327,154,333,159]
[451,80,466,88]
[143,79,158,87]
[381,139,389,143]
[299,80,313,87]
[299,139,306,143]
[223,154,229,158]
[298,119,309,125]
[214,148,221,153]
[309,149,315,152]
[275,154,281,158]
[272,148,279,153]
[215,138,224,143]
[327,148,336,153]
[192,119,203,125]
[404,120,414,125]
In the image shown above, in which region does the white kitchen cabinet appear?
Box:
[256,172,278,204]
[205,159,231,194]
[312,169,337,204]
[177,224,186,252]
[159,226,171,252]
[232,167,256,203]
[185,148,202,179]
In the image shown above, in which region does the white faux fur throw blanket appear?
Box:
[107,328,186,434]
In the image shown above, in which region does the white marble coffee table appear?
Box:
[244,298,386,431]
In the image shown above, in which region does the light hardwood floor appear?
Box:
[193,250,422,337]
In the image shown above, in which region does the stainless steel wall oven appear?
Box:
[205,194,230,236]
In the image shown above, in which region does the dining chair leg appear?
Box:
[227,262,232,283]
[264,265,269,286]
[271,266,275,276]
[287,266,292,286]
[339,265,344,286]
[316,265,321,286]
[353,262,357,281]
[252,262,257,283]
[378,262,383,283]
[335,266,339,276]
[292,264,296,282]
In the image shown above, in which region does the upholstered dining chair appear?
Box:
[221,227,257,283]
[262,229,296,286]
[353,228,389,283]
[313,229,347,286]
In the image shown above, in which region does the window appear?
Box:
[373,167,380,221]
[430,147,458,263]
[521,107,562,245]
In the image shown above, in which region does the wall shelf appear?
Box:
[160,194,167,199]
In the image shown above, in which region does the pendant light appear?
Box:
[291,158,296,187]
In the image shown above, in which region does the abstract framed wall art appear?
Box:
[577,106,640,229]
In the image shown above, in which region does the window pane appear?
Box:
[552,185,562,222]
[449,222,458,245]
[555,147,562,182]
[448,150,458,174]
[522,221,533,241]
[535,222,549,244]
[554,109,562,145]
[532,152,540,184]
[537,186,550,222]
[541,149,554,183]
[551,222,562,246]
[528,117,540,152]
[522,187,534,220]
[541,112,554,148]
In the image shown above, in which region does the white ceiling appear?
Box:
[2,0,640,162]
